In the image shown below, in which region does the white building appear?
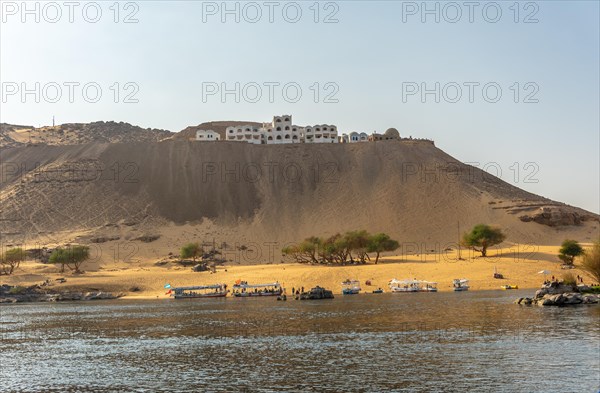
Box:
[339,131,368,143]
[304,124,338,143]
[225,115,338,144]
[225,125,262,144]
[195,129,221,141]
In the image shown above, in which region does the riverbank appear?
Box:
[2,246,594,300]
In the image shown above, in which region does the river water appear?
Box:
[1,290,598,392]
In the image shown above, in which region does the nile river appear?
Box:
[1,291,599,392]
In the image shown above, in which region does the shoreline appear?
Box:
[2,246,594,302]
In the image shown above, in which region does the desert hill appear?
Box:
[1,139,597,264]
[0,121,172,147]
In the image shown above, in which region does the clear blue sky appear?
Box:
[1,1,598,213]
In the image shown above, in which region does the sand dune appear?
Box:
[1,140,597,260]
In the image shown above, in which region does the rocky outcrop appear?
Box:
[0,284,123,303]
[519,206,597,227]
[515,281,599,306]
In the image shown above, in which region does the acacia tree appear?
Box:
[49,245,90,273]
[345,230,371,263]
[558,239,584,266]
[282,237,320,264]
[367,233,400,264]
[181,242,203,262]
[0,247,26,275]
[580,240,600,283]
[462,224,506,257]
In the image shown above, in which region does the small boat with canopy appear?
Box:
[389,279,438,293]
[171,284,228,299]
[453,279,470,291]
[341,279,361,295]
[232,281,283,297]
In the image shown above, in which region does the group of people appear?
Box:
[290,287,304,295]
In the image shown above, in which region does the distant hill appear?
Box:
[0,121,173,147]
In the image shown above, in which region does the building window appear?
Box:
[284,117,290,122]
[285,126,290,130]
[268,136,273,140]
[276,118,281,122]
[276,127,281,131]
[276,135,282,140]
[284,134,290,139]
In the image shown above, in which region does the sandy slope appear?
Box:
[3,246,596,299]
[1,140,597,257]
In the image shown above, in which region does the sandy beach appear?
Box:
[3,245,594,299]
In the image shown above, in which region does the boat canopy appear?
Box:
[453,279,469,284]
[390,279,437,285]
[389,279,421,285]
[174,284,224,291]
[233,282,280,288]
[341,280,360,286]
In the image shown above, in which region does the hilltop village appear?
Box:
[194,114,433,145]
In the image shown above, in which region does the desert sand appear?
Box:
[3,245,595,299]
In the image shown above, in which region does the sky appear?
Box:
[1,0,599,213]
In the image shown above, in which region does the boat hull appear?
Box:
[233,291,282,297]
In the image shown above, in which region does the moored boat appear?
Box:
[341,279,361,295]
[501,284,519,290]
[389,279,420,293]
[232,281,283,297]
[298,286,334,300]
[453,279,470,292]
[171,284,228,299]
[389,279,437,293]
[421,281,438,292]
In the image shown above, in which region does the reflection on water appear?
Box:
[1,291,599,392]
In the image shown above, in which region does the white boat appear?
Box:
[453,279,470,291]
[341,279,361,295]
[389,279,420,293]
[389,279,438,293]
[171,284,228,299]
[232,281,283,297]
[421,281,438,292]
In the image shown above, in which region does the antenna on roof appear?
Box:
[52,116,55,127]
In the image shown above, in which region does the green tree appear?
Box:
[282,237,321,264]
[0,247,26,275]
[180,242,203,262]
[49,245,90,273]
[462,224,506,257]
[345,230,371,263]
[579,240,600,283]
[367,233,400,264]
[558,239,584,266]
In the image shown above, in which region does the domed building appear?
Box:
[368,127,401,141]
[384,128,400,139]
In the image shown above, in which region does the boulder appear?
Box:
[582,295,599,304]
